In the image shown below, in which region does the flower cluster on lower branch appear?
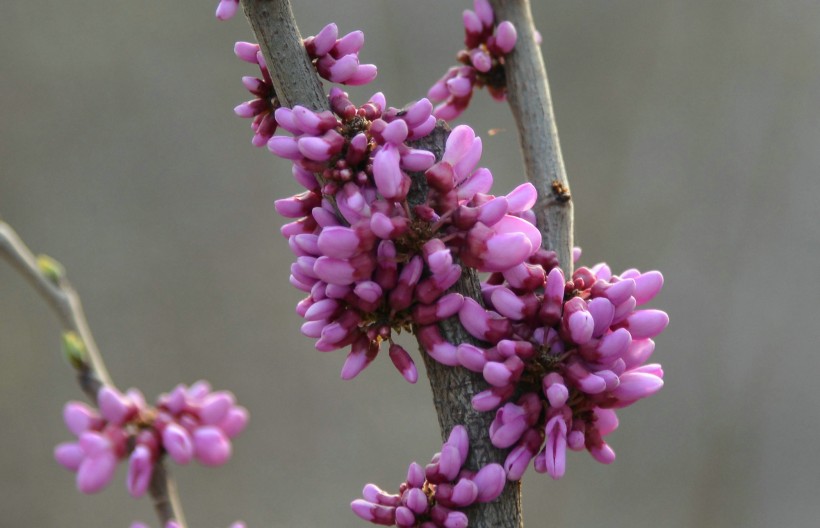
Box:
[352,426,505,528]
[55,381,248,495]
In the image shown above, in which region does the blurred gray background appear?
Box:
[2,0,819,526]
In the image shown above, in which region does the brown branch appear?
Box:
[490,0,575,277]
[409,128,523,528]
[239,1,523,526]
[0,220,187,528]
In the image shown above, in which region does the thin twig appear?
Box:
[0,220,187,528]
[490,0,575,277]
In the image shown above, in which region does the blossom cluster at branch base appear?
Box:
[55,381,248,496]
[428,0,518,121]
[267,85,542,381]
[449,252,667,480]
[352,426,505,527]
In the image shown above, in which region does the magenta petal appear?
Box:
[328,54,359,83]
[311,23,339,57]
[351,499,396,525]
[633,270,664,305]
[55,442,85,471]
[346,64,378,86]
[611,372,664,401]
[193,426,232,466]
[334,30,365,56]
[200,392,235,425]
[495,21,518,53]
[162,423,194,465]
[373,145,404,199]
[623,309,669,339]
[126,445,153,497]
[382,119,409,145]
[76,451,117,494]
[472,463,506,502]
[63,402,101,436]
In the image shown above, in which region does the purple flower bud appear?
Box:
[63,402,102,436]
[373,145,406,199]
[328,54,359,83]
[418,325,460,366]
[620,309,669,339]
[351,499,396,525]
[395,506,416,528]
[594,408,619,436]
[347,64,378,86]
[611,372,664,402]
[471,385,514,411]
[633,271,664,305]
[311,23,339,57]
[267,136,301,160]
[363,483,401,506]
[234,41,260,63]
[456,343,487,372]
[218,406,249,438]
[215,0,239,20]
[334,30,365,56]
[400,149,436,171]
[200,391,235,425]
[543,373,569,407]
[462,9,483,35]
[405,487,429,514]
[55,442,84,471]
[407,462,425,488]
[193,426,232,466]
[593,278,636,306]
[472,463,505,502]
[495,21,518,53]
[162,423,194,465]
[543,415,568,480]
[389,344,418,384]
[127,445,153,497]
[587,297,615,337]
[341,337,378,380]
[76,450,117,494]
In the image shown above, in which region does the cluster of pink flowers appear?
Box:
[446,254,667,479]
[352,426,505,527]
[268,84,542,381]
[233,23,376,147]
[304,23,377,86]
[54,381,248,495]
[428,0,518,120]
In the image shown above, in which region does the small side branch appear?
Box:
[490,0,574,276]
[0,220,187,528]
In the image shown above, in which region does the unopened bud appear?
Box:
[37,254,64,284]
[62,331,87,369]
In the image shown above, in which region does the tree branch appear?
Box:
[238,1,523,526]
[490,0,574,277]
[0,220,187,528]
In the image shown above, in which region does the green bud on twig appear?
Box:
[37,254,64,284]
[62,331,87,370]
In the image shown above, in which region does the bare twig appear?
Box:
[0,220,187,528]
[490,0,575,277]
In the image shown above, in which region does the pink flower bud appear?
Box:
[55,442,84,471]
[63,402,102,436]
[495,21,518,53]
[76,450,117,494]
[162,423,194,465]
[127,445,153,497]
[193,426,232,466]
[472,463,505,502]
[351,499,396,525]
